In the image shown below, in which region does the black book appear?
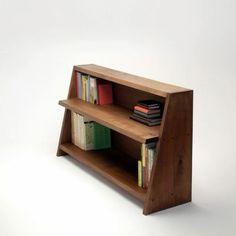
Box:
[134,110,161,119]
[132,113,161,122]
[130,114,161,126]
[137,100,161,110]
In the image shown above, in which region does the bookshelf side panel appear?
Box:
[143,91,193,214]
[57,68,76,156]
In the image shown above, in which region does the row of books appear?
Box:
[71,111,111,150]
[130,100,162,126]
[138,142,157,188]
[76,72,113,105]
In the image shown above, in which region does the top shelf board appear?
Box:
[75,64,191,98]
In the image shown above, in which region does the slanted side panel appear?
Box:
[57,68,77,156]
[143,91,193,215]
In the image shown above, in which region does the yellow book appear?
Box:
[138,160,142,187]
[81,74,87,100]
[141,143,146,167]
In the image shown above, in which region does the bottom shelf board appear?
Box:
[59,143,146,202]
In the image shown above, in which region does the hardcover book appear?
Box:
[97,82,113,105]
[77,72,82,99]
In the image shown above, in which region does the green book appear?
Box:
[93,123,111,149]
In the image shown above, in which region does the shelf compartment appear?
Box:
[59,98,160,143]
[60,143,147,202]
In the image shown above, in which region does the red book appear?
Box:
[134,105,149,114]
[97,82,113,105]
[134,105,160,114]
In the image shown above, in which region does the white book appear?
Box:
[86,75,90,102]
[90,77,98,104]
[148,149,155,181]
[93,78,98,104]
[78,114,93,150]
[80,114,85,149]
[84,121,94,150]
[71,111,76,145]
[72,112,80,147]
[77,72,82,99]
[76,113,81,149]
[90,77,95,103]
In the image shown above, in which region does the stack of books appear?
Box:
[138,142,157,188]
[130,100,162,126]
[71,111,111,150]
[76,72,113,105]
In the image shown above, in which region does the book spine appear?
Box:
[94,78,98,104]
[96,80,100,104]
[134,105,149,114]
[144,145,148,188]
[89,77,94,103]
[141,144,146,188]
[81,74,86,101]
[77,72,82,99]
[77,113,81,148]
[86,75,90,102]
[93,123,111,149]
[75,113,80,147]
[138,160,142,187]
[85,121,94,150]
[81,116,87,150]
[148,149,152,182]
[71,111,75,145]
[134,110,161,118]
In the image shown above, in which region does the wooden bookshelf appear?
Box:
[57,64,193,215]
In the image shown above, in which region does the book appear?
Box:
[130,114,161,126]
[134,105,161,114]
[93,78,98,104]
[144,144,148,188]
[138,160,142,187]
[86,75,90,102]
[93,122,111,149]
[82,115,93,150]
[132,113,161,123]
[146,141,157,149]
[138,142,157,188]
[81,74,87,100]
[71,111,76,145]
[84,121,94,150]
[148,149,155,182]
[137,100,161,109]
[79,114,84,149]
[141,143,146,167]
[77,72,82,99]
[89,77,94,103]
[89,77,98,104]
[141,143,148,188]
[72,113,111,151]
[134,110,161,119]
[97,82,113,105]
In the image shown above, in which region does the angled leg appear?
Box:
[57,68,77,156]
[143,91,193,215]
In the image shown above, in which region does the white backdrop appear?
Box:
[0,0,236,235]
